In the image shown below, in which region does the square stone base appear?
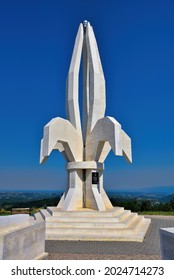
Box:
[160,227,174,260]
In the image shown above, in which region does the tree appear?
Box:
[140,200,152,211]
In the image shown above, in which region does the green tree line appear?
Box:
[0,195,61,211]
[109,197,174,212]
[1,195,174,214]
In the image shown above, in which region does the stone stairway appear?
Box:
[34,207,151,242]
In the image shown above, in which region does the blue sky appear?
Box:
[0,0,174,191]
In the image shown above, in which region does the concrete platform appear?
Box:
[45,216,174,259]
[34,207,151,242]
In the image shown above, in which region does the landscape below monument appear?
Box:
[1,186,174,215]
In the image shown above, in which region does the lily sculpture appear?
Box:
[40,21,132,211]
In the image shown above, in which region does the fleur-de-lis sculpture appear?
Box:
[40,21,132,211]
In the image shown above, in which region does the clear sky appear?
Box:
[0,0,174,191]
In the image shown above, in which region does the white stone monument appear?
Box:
[38,21,151,241]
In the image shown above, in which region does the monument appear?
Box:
[37,21,151,241]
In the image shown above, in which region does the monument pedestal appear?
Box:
[59,161,112,211]
[35,207,151,242]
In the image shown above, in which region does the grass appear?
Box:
[0,211,11,216]
[30,208,41,215]
[139,211,174,216]
[0,208,41,216]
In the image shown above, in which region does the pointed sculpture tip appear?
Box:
[83,20,88,32]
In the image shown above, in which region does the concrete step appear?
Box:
[45,209,132,223]
[37,207,131,223]
[46,217,149,242]
[125,217,151,242]
[40,209,52,220]
[119,212,138,226]
[46,216,144,235]
[46,212,138,229]
[134,217,151,234]
[46,230,146,242]
[47,207,125,217]
[35,206,151,242]
[116,209,131,221]
[34,212,44,221]
[37,207,132,224]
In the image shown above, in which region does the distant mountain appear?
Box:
[1,187,174,209]
[140,186,174,194]
[0,191,62,208]
[107,187,174,203]
[109,186,174,195]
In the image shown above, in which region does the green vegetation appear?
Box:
[0,195,61,216]
[139,211,174,216]
[1,196,60,211]
[109,197,174,214]
[0,193,174,216]
[0,212,11,216]
[0,208,11,216]
[30,208,42,215]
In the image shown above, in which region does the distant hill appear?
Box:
[109,186,174,195]
[140,186,174,194]
[107,186,174,203]
[159,194,174,203]
[1,187,174,210]
[0,191,62,209]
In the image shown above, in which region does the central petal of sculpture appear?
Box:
[40,21,132,211]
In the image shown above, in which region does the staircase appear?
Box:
[34,207,151,242]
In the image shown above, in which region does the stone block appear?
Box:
[160,227,174,260]
[0,215,48,260]
[0,214,29,230]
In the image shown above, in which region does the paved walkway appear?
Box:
[45,216,174,259]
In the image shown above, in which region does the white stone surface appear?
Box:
[39,207,151,242]
[0,214,29,230]
[85,22,106,136]
[86,116,122,161]
[66,23,83,138]
[40,117,83,163]
[160,227,174,260]
[0,215,47,260]
[60,169,83,211]
[66,161,104,170]
[40,21,133,212]
[121,130,132,163]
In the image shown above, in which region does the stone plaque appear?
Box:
[92,172,99,184]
